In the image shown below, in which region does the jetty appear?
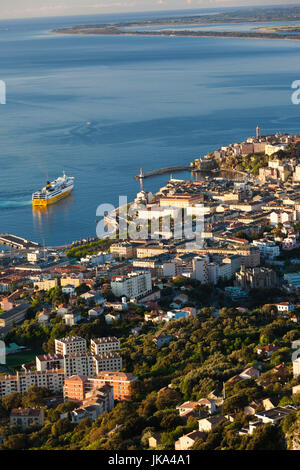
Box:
[134,166,190,180]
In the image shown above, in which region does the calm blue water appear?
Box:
[0,10,300,245]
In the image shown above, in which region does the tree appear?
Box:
[245,424,285,450]
[138,393,157,418]
[3,434,28,450]
[22,386,48,408]
[2,392,22,411]
[160,413,183,430]
[155,388,181,410]
[51,418,74,438]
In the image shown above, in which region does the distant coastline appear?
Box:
[50,6,300,42]
[51,28,300,42]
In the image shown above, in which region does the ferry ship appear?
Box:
[32,172,74,207]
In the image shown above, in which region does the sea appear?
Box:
[0,8,300,246]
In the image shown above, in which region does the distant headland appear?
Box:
[51,6,300,41]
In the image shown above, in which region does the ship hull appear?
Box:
[32,187,73,207]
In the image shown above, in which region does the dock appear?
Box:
[0,233,40,250]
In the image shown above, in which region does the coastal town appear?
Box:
[1,128,300,450]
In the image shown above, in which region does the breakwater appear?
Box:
[134,166,191,180]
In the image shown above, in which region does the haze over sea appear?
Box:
[1,8,300,246]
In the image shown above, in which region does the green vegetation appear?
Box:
[236,153,267,176]
[65,238,115,259]
[1,305,300,449]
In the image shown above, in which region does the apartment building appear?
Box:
[0,303,29,329]
[83,384,114,410]
[55,336,87,355]
[242,248,260,268]
[270,211,294,226]
[63,375,88,401]
[0,370,65,397]
[34,278,58,291]
[161,256,194,278]
[93,353,122,374]
[192,256,209,284]
[91,337,120,355]
[235,266,278,289]
[110,242,137,259]
[60,276,83,288]
[64,372,137,402]
[37,350,122,378]
[10,408,44,429]
[36,354,64,372]
[65,353,122,377]
[183,247,260,268]
[133,258,162,277]
[69,385,114,422]
[27,251,43,263]
[192,254,241,285]
[252,239,280,260]
[111,271,152,300]
[91,372,137,401]
[159,194,204,208]
[265,143,288,156]
[63,354,95,378]
[136,245,169,259]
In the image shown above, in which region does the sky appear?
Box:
[0,0,299,20]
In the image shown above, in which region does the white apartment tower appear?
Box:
[111,271,152,300]
[91,337,120,355]
[55,336,87,355]
[192,256,209,284]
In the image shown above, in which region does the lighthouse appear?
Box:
[139,168,144,191]
[256,125,261,139]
